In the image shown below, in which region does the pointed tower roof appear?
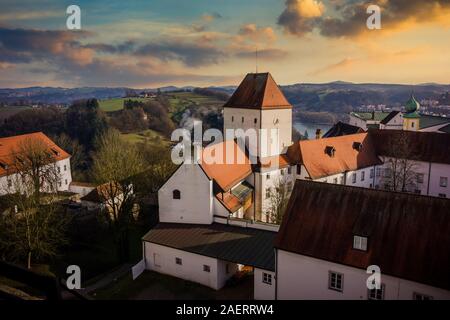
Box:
[404,94,420,119]
[223,72,292,109]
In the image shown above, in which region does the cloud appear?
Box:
[135,40,226,67]
[202,12,223,22]
[0,27,94,65]
[238,24,277,43]
[278,0,325,36]
[278,0,450,38]
[308,57,358,76]
[0,10,61,21]
[236,48,289,60]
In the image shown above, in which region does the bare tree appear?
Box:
[266,177,291,224]
[0,137,68,269]
[380,133,419,192]
[92,129,145,262]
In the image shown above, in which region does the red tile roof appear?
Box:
[223,73,292,110]
[287,133,381,179]
[0,132,70,178]
[200,140,252,191]
[275,180,450,291]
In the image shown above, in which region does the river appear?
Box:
[293,120,333,139]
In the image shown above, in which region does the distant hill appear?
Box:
[1,82,450,113]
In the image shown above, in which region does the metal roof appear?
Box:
[143,223,276,271]
[275,180,450,291]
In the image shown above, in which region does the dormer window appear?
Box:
[353,235,368,251]
[353,142,363,152]
[325,146,336,157]
[0,161,8,170]
[50,148,59,156]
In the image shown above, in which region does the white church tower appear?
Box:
[223,72,295,222]
[223,72,292,159]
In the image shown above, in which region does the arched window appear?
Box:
[173,189,181,199]
[231,116,234,122]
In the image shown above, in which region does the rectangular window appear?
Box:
[65,179,68,185]
[413,292,433,300]
[288,167,292,174]
[64,165,67,171]
[438,193,447,198]
[296,165,301,175]
[328,271,343,292]
[353,235,368,251]
[175,257,182,265]
[361,171,365,182]
[376,167,381,177]
[384,168,392,178]
[266,173,270,180]
[203,265,211,273]
[368,284,385,300]
[265,188,271,199]
[231,116,234,122]
[370,168,374,179]
[7,179,12,188]
[57,166,61,173]
[262,272,272,285]
[281,169,285,176]
[352,173,356,184]
[340,176,344,185]
[440,177,448,187]
[287,182,293,192]
[416,173,424,184]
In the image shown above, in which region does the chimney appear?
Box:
[315,128,322,140]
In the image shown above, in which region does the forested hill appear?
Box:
[1,82,450,113]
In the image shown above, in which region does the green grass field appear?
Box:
[121,129,169,146]
[98,98,153,112]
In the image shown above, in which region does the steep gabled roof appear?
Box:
[275,180,450,291]
[286,133,381,179]
[200,140,252,191]
[223,73,292,110]
[380,111,400,125]
[0,132,70,177]
[322,121,364,138]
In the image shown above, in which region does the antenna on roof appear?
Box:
[255,47,258,74]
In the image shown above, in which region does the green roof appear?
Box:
[350,112,392,122]
[403,112,420,119]
[420,115,450,129]
[405,95,420,113]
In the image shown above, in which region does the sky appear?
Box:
[0,0,450,88]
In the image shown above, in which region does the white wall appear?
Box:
[259,166,295,223]
[69,184,95,197]
[254,268,276,300]
[223,107,292,159]
[276,250,450,300]
[0,157,72,195]
[144,242,237,290]
[158,163,214,224]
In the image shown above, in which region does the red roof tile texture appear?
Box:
[0,132,70,177]
[287,132,381,179]
[200,140,252,191]
[223,73,292,110]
